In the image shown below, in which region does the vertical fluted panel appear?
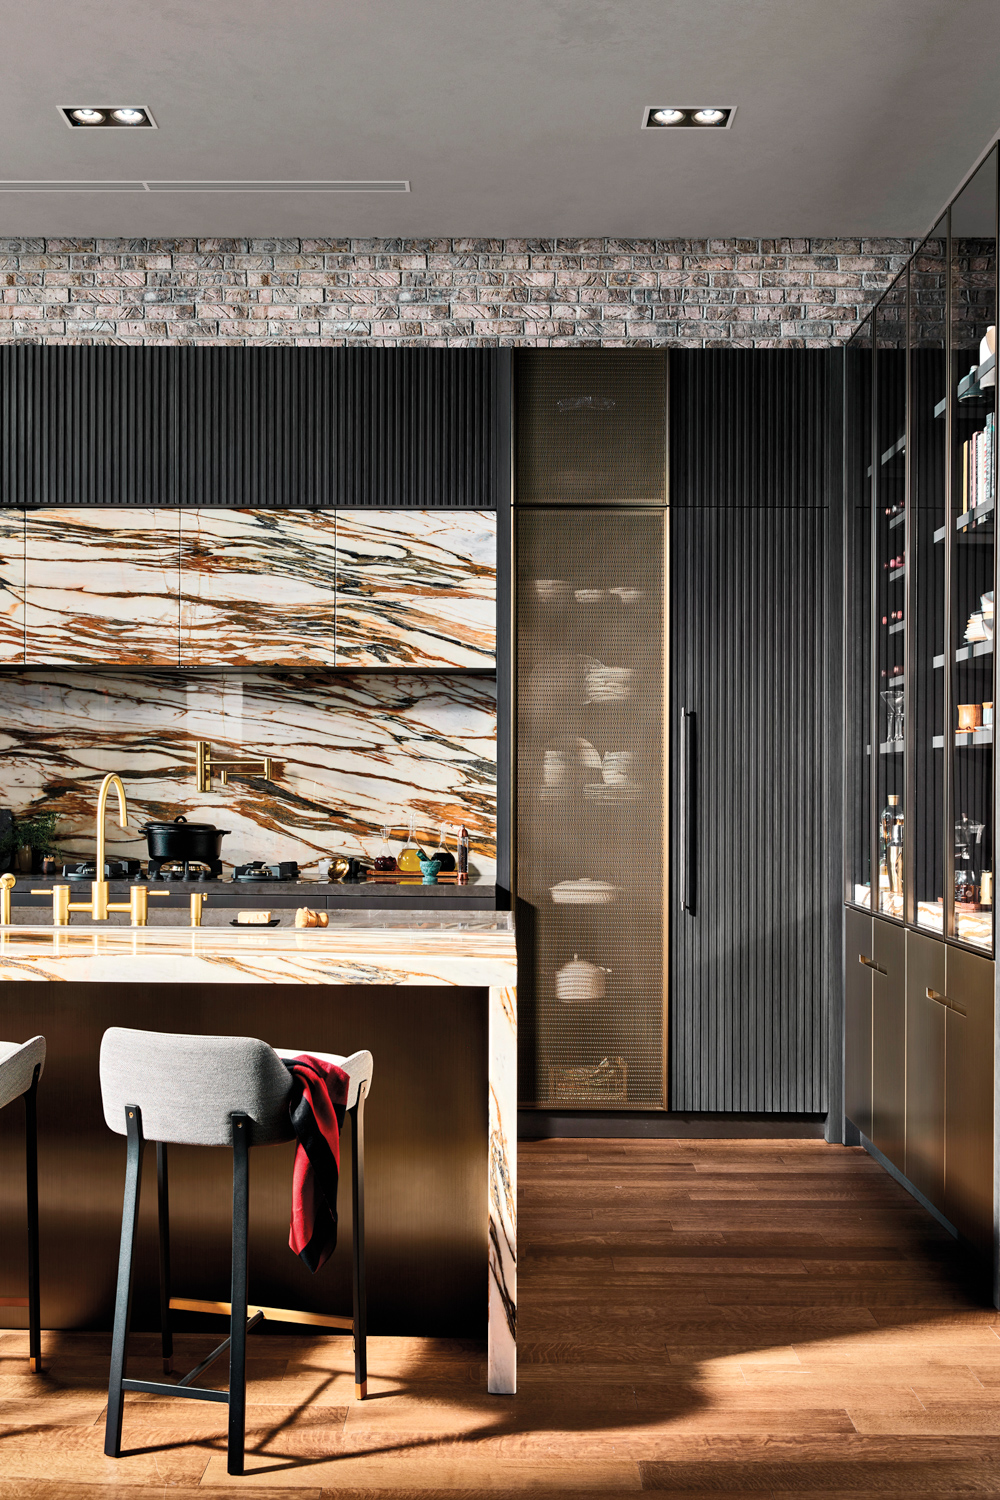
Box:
[669,350,829,508]
[0,347,498,507]
[669,506,828,1111]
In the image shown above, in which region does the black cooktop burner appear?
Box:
[233,861,300,882]
[62,859,142,882]
[148,858,222,882]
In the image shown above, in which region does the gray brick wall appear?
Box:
[0,236,919,346]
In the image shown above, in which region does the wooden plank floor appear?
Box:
[1,1136,998,1496]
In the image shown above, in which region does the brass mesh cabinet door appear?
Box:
[516,351,667,505]
[516,507,666,1109]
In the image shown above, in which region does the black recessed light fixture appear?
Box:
[61,106,156,129]
[642,105,735,130]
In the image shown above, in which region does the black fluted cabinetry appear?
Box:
[668,507,829,1112]
[0,347,502,508]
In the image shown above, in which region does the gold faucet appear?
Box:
[31,773,168,926]
[94,772,128,918]
[0,872,14,926]
[196,740,275,792]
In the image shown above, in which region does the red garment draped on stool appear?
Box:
[282,1053,350,1273]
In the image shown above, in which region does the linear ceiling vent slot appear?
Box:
[0,180,410,193]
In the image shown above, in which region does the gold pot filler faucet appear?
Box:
[30,773,170,927]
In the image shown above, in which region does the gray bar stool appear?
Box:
[0,1035,45,1373]
[99,1027,373,1476]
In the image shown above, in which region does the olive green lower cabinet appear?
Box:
[905,932,994,1255]
[871,918,907,1170]
[940,944,995,1255]
[904,930,947,1213]
[844,908,874,1138]
[846,908,995,1260]
[845,911,907,1164]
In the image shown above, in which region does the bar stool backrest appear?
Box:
[0,1035,46,1111]
[100,1028,294,1147]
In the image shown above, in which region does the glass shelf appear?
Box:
[933,640,993,667]
[932,728,994,748]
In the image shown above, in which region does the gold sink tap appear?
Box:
[31,774,167,926]
[0,872,14,925]
[93,772,129,920]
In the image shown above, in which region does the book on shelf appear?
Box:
[962,411,996,516]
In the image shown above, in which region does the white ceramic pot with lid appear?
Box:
[555,954,611,1003]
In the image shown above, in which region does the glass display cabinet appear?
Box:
[844,322,872,907]
[950,155,996,951]
[874,279,908,921]
[910,220,947,935]
[846,146,997,956]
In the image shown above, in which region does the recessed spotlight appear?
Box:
[642,105,735,130]
[61,106,157,129]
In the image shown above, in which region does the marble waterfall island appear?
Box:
[0,913,517,1395]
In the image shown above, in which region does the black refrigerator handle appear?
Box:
[679,707,692,911]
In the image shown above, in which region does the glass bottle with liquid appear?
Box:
[397,816,426,874]
[456,825,469,885]
[430,822,456,872]
[888,799,903,894]
[373,824,396,873]
[879,793,903,893]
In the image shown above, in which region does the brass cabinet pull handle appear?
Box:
[859,954,887,974]
[926,987,966,1017]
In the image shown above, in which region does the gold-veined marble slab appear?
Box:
[335,510,496,667]
[179,508,338,666]
[23,508,181,666]
[0,913,518,1395]
[0,914,516,985]
[0,669,497,878]
[0,507,25,662]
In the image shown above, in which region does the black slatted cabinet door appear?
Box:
[669,507,828,1112]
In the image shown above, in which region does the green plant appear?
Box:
[0,810,62,858]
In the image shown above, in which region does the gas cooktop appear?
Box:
[61,860,142,882]
[233,861,300,883]
[149,860,220,882]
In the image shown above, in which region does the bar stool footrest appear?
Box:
[122,1378,229,1404]
[170,1295,353,1332]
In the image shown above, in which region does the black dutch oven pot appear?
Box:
[139,816,230,864]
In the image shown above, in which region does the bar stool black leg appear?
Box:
[24,1064,41,1375]
[228,1113,250,1476]
[156,1142,173,1375]
[105,1106,145,1459]
[351,1086,367,1400]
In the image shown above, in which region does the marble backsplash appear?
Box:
[0,671,497,878]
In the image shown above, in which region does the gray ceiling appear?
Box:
[1,0,998,239]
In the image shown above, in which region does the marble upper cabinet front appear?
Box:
[7,506,496,670]
[0,509,26,662]
[334,511,497,668]
[179,509,338,666]
[23,508,181,666]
